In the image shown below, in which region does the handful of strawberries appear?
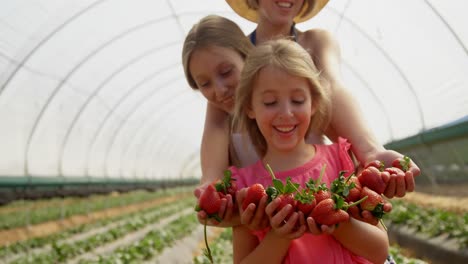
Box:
[235,156,413,227]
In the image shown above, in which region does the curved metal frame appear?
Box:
[58,41,179,175]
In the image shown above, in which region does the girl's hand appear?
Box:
[196,193,235,226]
[306,216,336,235]
[266,198,306,240]
[365,149,418,198]
[236,188,269,230]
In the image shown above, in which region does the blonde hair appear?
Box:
[233,39,330,156]
[182,15,254,89]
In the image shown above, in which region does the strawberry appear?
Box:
[242,183,266,210]
[392,156,411,172]
[358,166,389,194]
[276,193,297,218]
[345,175,362,202]
[311,198,349,226]
[296,198,316,216]
[197,184,222,215]
[314,188,331,203]
[359,186,385,219]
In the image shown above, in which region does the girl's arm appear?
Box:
[232,225,291,264]
[332,218,389,264]
[200,102,231,185]
[195,103,242,227]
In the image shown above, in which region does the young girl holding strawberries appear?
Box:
[229,39,389,264]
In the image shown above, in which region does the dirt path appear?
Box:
[70,207,194,264]
[0,193,192,246]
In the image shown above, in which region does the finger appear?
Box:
[395,174,406,197]
[289,223,306,239]
[251,196,268,228]
[409,162,421,177]
[361,210,379,225]
[321,224,335,234]
[281,212,299,233]
[270,204,292,228]
[384,177,396,198]
[405,171,415,192]
[224,195,234,221]
[197,210,207,223]
[307,217,321,234]
[241,203,256,225]
[194,187,202,198]
[383,201,392,213]
[265,198,280,218]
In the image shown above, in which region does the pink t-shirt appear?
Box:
[230,138,372,264]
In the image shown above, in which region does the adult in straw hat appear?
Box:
[225,0,419,196]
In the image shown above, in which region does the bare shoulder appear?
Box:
[299,28,340,54]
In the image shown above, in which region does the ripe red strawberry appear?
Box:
[360,186,385,218]
[392,156,411,172]
[296,195,316,216]
[345,175,362,202]
[311,198,349,226]
[242,183,266,210]
[197,184,222,215]
[358,166,389,194]
[275,193,297,220]
[314,189,331,203]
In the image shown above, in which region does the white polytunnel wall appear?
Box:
[0,0,467,182]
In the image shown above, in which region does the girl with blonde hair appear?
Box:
[230,39,388,264]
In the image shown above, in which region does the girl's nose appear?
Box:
[214,80,229,100]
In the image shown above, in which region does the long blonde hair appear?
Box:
[233,39,331,156]
[182,15,254,89]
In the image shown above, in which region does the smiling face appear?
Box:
[257,0,305,25]
[248,65,315,154]
[188,45,244,114]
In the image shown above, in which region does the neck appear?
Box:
[255,20,295,44]
[262,142,315,172]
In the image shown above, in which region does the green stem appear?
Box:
[265,163,276,180]
[317,163,327,184]
[203,219,213,263]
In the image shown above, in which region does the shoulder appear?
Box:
[299,28,340,55]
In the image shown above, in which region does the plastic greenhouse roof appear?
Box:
[0,0,467,180]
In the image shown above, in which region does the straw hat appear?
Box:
[226,0,329,23]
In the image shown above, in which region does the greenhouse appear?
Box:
[0,0,467,263]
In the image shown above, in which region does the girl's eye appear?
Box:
[220,68,232,76]
[263,101,276,106]
[292,99,305,105]
[198,81,209,89]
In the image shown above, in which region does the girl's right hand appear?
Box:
[265,198,306,240]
